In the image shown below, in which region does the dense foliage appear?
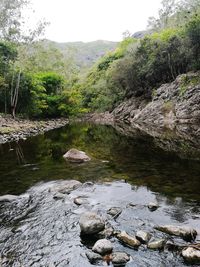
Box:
[0,0,200,117]
[78,0,200,111]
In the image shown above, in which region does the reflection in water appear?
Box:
[0,122,200,205]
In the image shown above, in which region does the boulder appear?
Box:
[155,225,197,241]
[117,231,141,248]
[63,149,91,163]
[182,247,200,263]
[51,180,82,194]
[112,252,130,266]
[147,239,165,249]
[92,239,113,255]
[136,230,151,243]
[79,212,105,235]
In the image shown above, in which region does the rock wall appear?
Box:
[112,72,200,128]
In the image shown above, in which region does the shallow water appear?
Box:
[0,122,200,266]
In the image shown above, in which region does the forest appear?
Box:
[0,0,200,118]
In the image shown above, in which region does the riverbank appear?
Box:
[0,115,68,144]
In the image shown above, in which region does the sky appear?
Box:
[27,0,162,43]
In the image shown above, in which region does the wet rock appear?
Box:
[136,230,151,243]
[182,247,200,263]
[117,231,141,248]
[0,194,18,202]
[63,148,91,163]
[107,207,122,218]
[79,212,105,235]
[147,239,166,249]
[92,239,113,255]
[148,202,159,211]
[53,192,65,200]
[52,180,82,194]
[112,252,130,266]
[86,251,102,264]
[74,197,89,206]
[155,225,197,241]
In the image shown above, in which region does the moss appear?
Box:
[0,127,16,134]
[179,75,200,96]
[162,101,174,114]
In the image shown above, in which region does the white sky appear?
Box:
[27,0,162,42]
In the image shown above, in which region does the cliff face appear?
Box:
[113,72,200,128]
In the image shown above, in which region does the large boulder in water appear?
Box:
[63,148,91,163]
[79,212,105,235]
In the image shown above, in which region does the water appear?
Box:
[0,122,200,266]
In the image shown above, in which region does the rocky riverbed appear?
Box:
[0,115,68,144]
[0,179,199,267]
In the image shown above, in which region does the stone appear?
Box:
[51,180,82,194]
[53,192,65,200]
[92,239,113,255]
[148,202,159,211]
[147,239,165,249]
[63,149,91,163]
[79,212,105,235]
[117,231,141,248]
[97,226,114,239]
[112,252,130,266]
[74,197,89,206]
[86,251,102,264]
[107,207,122,218]
[155,225,197,241]
[0,194,18,202]
[136,230,151,243]
[182,247,200,263]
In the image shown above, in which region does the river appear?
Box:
[0,122,199,266]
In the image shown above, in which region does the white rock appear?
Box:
[79,212,105,235]
[136,230,151,243]
[63,149,91,163]
[182,247,200,262]
[92,239,113,255]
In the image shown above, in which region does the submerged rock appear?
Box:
[86,251,102,264]
[117,231,141,248]
[0,194,18,202]
[92,239,113,255]
[182,247,200,263]
[63,148,91,163]
[155,225,197,241]
[148,202,159,211]
[112,252,130,266]
[79,212,105,235]
[136,230,151,243]
[107,207,122,218]
[147,239,166,249]
[74,197,89,206]
[51,180,82,194]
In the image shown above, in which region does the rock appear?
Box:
[182,247,200,263]
[107,207,122,218]
[79,212,105,235]
[51,180,82,194]
[148,202,159,211]
[53,192,65,200]
[112,252,130,266]
[155,225,197,241]
[136,230,151,243]
[147,239,165,249]
[0,194,18,202]
[92,239,113,255]
[117,231,141,248]
[86,251,102,264]
[74,197,89,206]
[97,226,114,239]
[63,149,91,163]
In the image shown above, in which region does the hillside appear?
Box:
[41,39,118,69]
